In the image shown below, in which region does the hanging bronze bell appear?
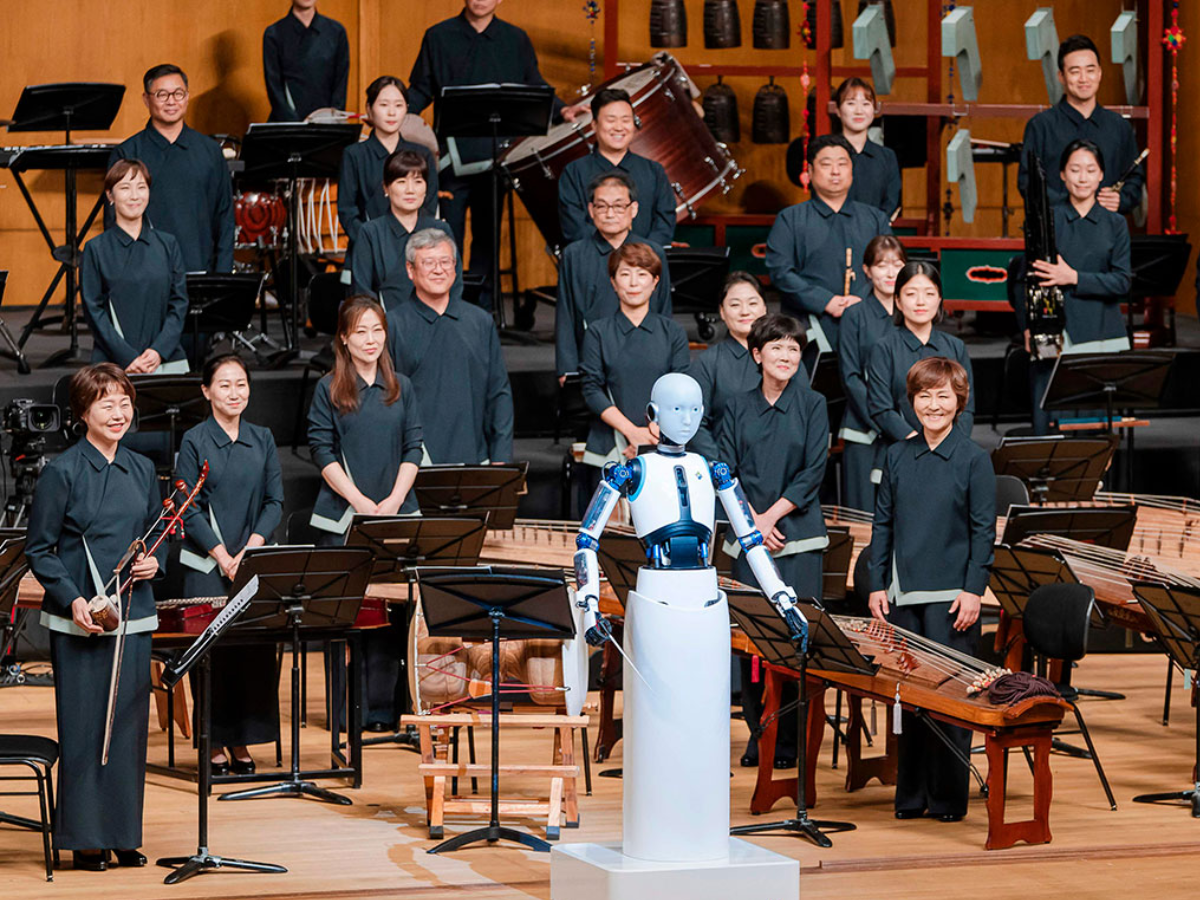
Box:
[857,0,896,47]
[650,0,688,48]
[702,76,740,143]
[753,0,790,50]
[704,0,742,49]
[752,77,790,144]
[804,0,845,50]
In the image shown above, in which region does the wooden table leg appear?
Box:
[984,728,1054,850]
[844,696,897,792]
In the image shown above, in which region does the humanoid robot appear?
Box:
[573,372,809,863]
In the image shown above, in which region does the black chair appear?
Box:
[995,474,1031,516]
[291,272,347,451]
[1022,583,1117,811]
[0,734,59,880]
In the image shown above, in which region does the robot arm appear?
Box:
[574,461,635,646]
[711,461,810,651]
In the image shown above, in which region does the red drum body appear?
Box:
[500,53,742,253]
[234,190,287,249]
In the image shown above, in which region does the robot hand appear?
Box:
[582,603,613,647]
[771,591,809,653]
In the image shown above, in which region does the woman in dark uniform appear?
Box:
[176,354,283,775]
[1025,138,1132,434]
[25,364,167,871]
[349,150,461,309]
[867,261,974,482]
[307,295,423,731]
[338,75,439,257]
[686,271,767,460]
[717,314,829,768]
[81,159,188,375]
[866,357,996,822]
[838,235,906,511]
[835,77,901,218]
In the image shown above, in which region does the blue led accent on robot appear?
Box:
[739,530,764,552]
[674,465,690,510]
[626,457,646,501]
[602,461,634,489]
[576,533,600,552]
[710,461,733,489]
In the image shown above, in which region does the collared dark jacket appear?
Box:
[839,292,896,436]
[687,338,761,460]
[337,132,439,247]
[263,10,350,121]
[867,325,975,444]
[867,426,996,596]
[26,439,166,631]
[558,148,677,247]
[349,214,460,310]
[106,122,234,273]
[848,139,902,216]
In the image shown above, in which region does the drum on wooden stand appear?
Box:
[500,52,743,254]
[234,189,287,250]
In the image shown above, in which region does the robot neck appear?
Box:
[656,440,686,457]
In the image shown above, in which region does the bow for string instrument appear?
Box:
[98,462,208,766]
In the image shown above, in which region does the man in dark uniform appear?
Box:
[1018,34,1144,215]
[558,88,677,247]
[387,228,514,465]
[556,171,671,384]
[106,64,234,273]
[262,0,350,122]
[766,134,892,354]
[407,0,569,310]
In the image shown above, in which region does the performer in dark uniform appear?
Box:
[867,357,996,822]
[82,159,189,375]
[349,150,461,309]
[834,77,901,218]
[263,0,350,122]
[1018,34,1144,215]
[867,262,975,480]
[338,76,439,258]
[308,296,423,731]
[25,364,166,871]
[1023,139,1132,434]
[838,235,906,511]
[176,354,283,773]
[687,272,767,460]
[580,241,690,473]
[387,229,514,465]
[106,64,234,274]
[718,314,829,768]
[555,171,672,384]
[407,0,568,310]
[558,88,677,246]
[766,134,892,354]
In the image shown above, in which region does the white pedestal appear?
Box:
[550,839,800,900]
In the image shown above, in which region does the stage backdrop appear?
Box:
[0,0,1194,315]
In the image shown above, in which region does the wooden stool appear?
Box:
[401,711,587,840]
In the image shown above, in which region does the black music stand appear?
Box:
[1001,504,1137,551]
[344,516,486,749]
[412,463,528,531]
[1129,235,1191,339]
[991,435,1118,504]
[727,594,876,847]
[416,566,574,854]
[7,83,125,366]
[665,247,731,342]
[128,375,207,465]
[0,271,30,374]
[215,546,374,805]
[239,123,360,353]
[184,273,263,369]
[155,576,287,884]
[435,84,555,334]
[1131,583,1200,817]
[989,544,1079,622]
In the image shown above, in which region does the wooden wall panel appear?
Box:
[2,1,1194,314]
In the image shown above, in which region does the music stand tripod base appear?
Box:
[157,851,287,885]
[550,838,799,900]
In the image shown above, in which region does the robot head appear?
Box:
[647,373,704,447]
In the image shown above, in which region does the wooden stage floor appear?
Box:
[2,652,1198,898]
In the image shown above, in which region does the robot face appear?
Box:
[649,373,704,446]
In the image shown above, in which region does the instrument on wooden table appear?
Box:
[234,189,288,250]
[499,52,742,253]
[1084,491,1200,577]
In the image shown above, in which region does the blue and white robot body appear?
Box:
[628,450,715,563]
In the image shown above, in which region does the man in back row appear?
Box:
[106,64,234,274]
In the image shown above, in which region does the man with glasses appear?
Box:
[387,229,514,465]
[106,64,234,273]
[555,171,672,385]
[558,88,677,247]
[1018,34,1144,215]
